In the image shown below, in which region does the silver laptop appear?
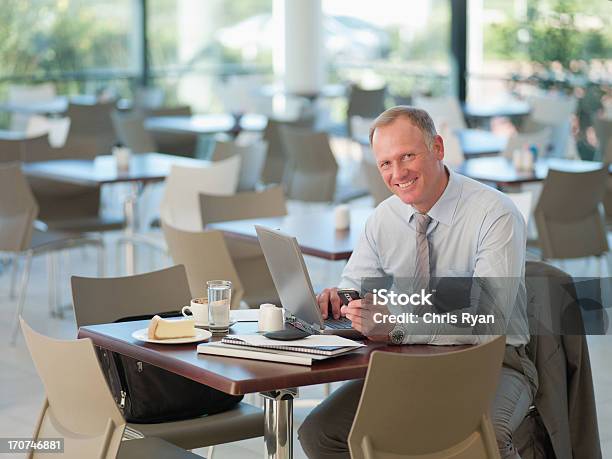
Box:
[255,225,362,338]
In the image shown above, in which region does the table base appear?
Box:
[261,388,298,459]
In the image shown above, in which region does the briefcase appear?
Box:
[95,313,242,423]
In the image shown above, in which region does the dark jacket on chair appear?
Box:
[522,261,602,459]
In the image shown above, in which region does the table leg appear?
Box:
[123,182,142,275]
[261,388,298,459]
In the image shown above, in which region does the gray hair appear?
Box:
[369,105,438,150]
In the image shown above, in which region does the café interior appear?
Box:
[0,0,611,457]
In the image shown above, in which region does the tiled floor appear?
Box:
[0,189,610,458]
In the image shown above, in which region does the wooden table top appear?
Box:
[23,152,209,186]
[208,208,373,261]
[78,320,465,395]
[145,114,268,135]
[456,156,610,187]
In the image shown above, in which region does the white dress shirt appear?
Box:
[340,168,529,346]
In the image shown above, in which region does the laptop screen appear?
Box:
[255,225,323,329]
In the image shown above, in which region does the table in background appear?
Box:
[208,208,372,261]
[455,156,610,189]
[144,113,268,137]
[78,320,464,459]
[356,129,508,158]
[23,152,209,273]
[0,94,98,116]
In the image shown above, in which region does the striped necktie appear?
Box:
[414,213,432,292]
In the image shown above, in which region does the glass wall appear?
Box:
[0,0,137,96]
[468,0,611,159]
[147,0,272,111]
[322,0,452,101]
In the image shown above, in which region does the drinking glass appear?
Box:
[207,280,232,334]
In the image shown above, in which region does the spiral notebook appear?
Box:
[221,335,363,357]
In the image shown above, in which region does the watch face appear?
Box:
[390,328,405,344]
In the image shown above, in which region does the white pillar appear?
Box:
[176,0,222,111]
[277,0,324,96]
[467,0,484,102]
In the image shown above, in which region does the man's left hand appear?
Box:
[340,294,394,342]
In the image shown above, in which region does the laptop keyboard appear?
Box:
[324,317,353,329]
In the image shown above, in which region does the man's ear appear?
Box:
[432,135,445,160]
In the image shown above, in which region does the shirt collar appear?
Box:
[405,167,462,227]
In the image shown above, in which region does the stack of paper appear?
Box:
[197,334,364,366]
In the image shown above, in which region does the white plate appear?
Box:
[132,327,212,344]
[195,319,237,329]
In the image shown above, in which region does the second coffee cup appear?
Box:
[182,298,209,326]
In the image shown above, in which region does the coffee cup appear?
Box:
[258,303,284,332]
[334,204,350,230]
[182,298,208,326]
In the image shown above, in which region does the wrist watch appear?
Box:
[389,326,405,345]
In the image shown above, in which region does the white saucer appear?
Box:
[132,327,212,344]
[195,319,237,330]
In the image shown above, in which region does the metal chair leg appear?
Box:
[11,251,33,346]
[207,445,215,459]
[47,253,57,317]
[9,253,19,300]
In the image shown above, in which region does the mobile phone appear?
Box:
[337,289,361,306]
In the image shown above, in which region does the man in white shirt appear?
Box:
[298,106,537,459]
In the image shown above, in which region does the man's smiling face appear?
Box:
[372,116,447,213]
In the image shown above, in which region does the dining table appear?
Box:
[78,320,465,459]
[23,152,210,274]
[208,207,373,261]
[144,113,268,137]
[455,156,611,189]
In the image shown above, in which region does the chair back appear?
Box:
[64,101,117,156]
[71,265,192,327]
[535,167,608,259]
[145,105,195,157]
[133,86,165,110]
[8,83,56,132]
[505,191,532,226]
[211,139,268,191]
[528,94,577,125]
[160,155,240,231]
[349,337,506,459]
[593,117,611,163]
[199,186,286,307]
[21,319,125,459]
[199,185,287,227]
[20,134,52,163]
[503,127,552,159]
[111,111,156,153]
[162,223,245,308]
[261,119,311,184]
[413,95,467,131]
[0,164,38,252]
[359,147,392,206]
[279,127,338,202]
[347,85,386,137]
[0,138,24,163]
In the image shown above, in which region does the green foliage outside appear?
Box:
[484,0,611,159]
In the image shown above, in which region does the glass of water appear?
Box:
[207,280,232,334]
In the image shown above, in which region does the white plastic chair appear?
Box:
[160,155,241,231]
[413,95,467,131]
[505,191,533,227]
[526,93,577,158]
[7,83,56,131]
[211,139,268,191]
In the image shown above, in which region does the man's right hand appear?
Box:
[317,287,343,319]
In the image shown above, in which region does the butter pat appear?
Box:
[147,315,196,340]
